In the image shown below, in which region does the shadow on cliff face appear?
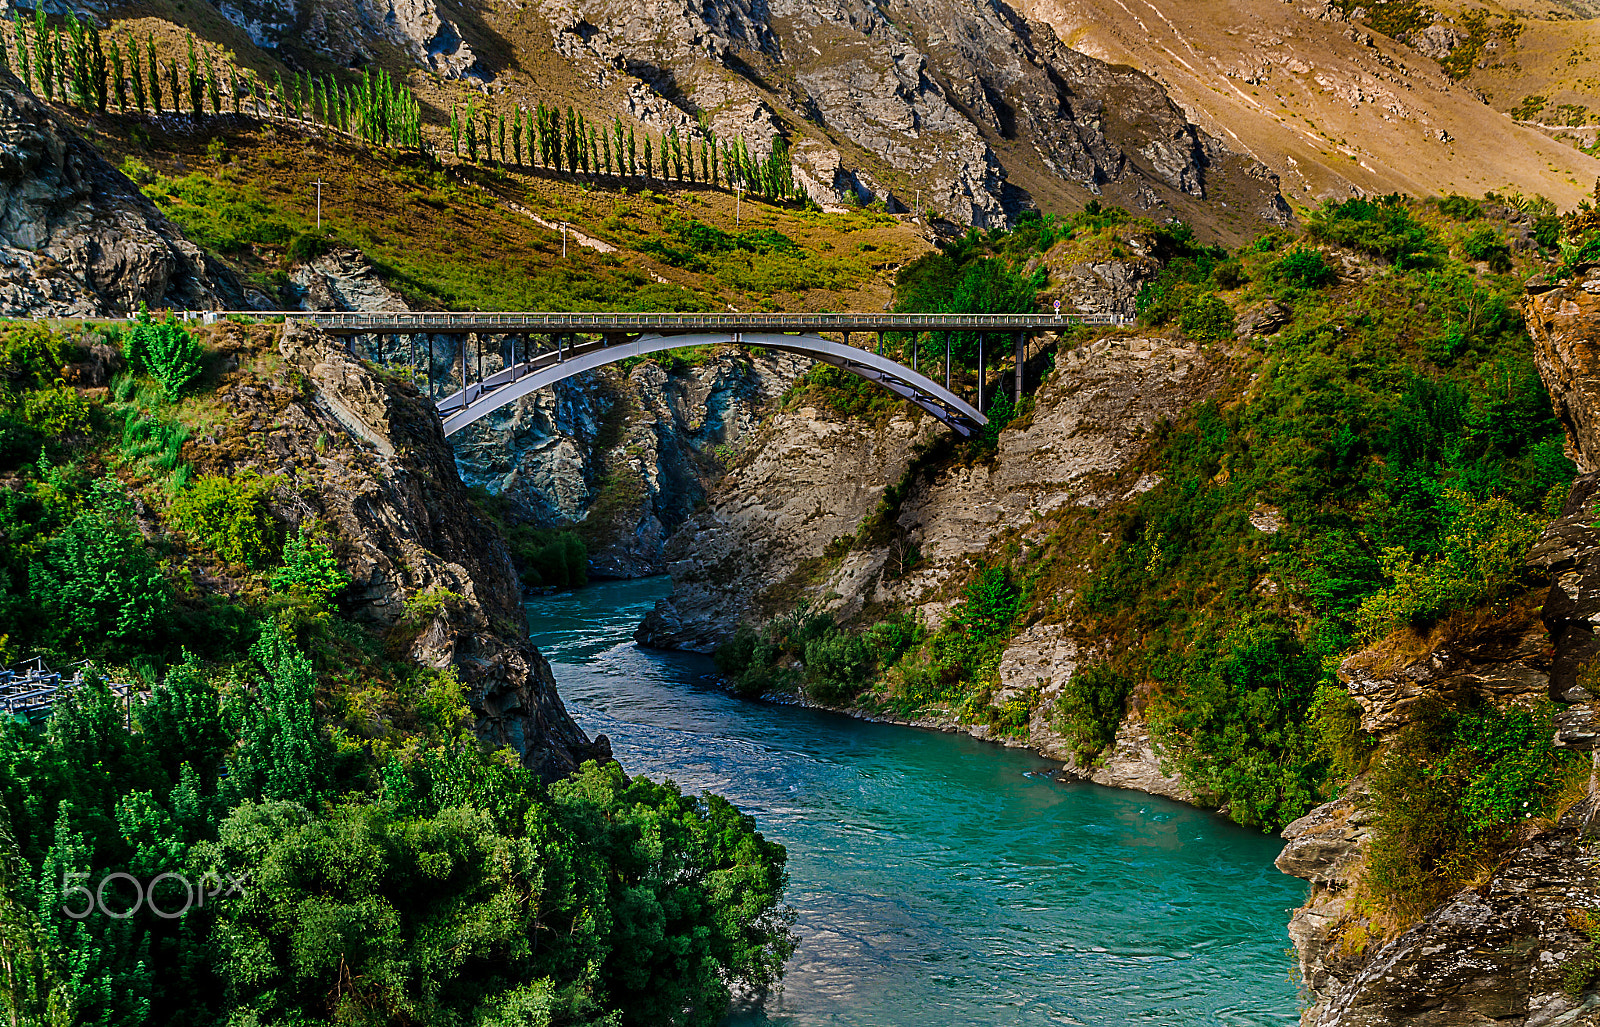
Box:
[451,347,810,580]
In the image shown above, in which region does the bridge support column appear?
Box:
[409,333,417,383]
[911,331,917,373]
[1015,331,1025,403]
[877,331,883,356]
[945,332,951,391]
[458,337,466,394]
[977,332,985,413]
[427,334,434,399]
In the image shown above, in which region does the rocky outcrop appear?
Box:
[641,332,1227,798]
[1526,266,1600,476]
[638,404,930,650]
[0,69,237,316]
[182,320,603,778]
[1526,268,1600,754]
[290,248,412,313]
[214,0,480,77]
[1306,792,1600,1027]
[1281,611,1554,1023]
[1052,259,1158,320]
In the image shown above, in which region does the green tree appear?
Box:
[28,483,171,659]
[227,621,329,805]
[124,305,204,400]
[269,526,350,608]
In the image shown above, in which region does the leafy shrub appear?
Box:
[860,613,921,665]
[1177,294,1236,341]
[793,362,898,420]
[977,391,1015,451]
[1267,248,1337,290]
[21,385,94,436]
[1149,613,1322,830]
[1309,685,1372,781]
[119,409,189,481]
[124,307,205,401]
[167,472,281,568]
[119,156,155,185]
[1306,195,1443,268]
[28,482,171,659]
[401,587,463,626]
[1458,225,1513,273]
[803,627,871,703]
[1211,258,1248,290]
[1054,663,1132,762]
[0,416,43,470]
[1436,194,1482,221]
[1533,214,1563,251]
[1558,233,1600,278]
[0,323,71,398]
[507,526,587,589]
[1355,490,1544,639]
[1365,698,1581,924]
[270,527,351,609]
[713,624,787,699]
[286,228,340,264]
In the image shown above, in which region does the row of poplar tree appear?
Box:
[450,99,800,201]
[1,9,423,148]
[2,7,799,201]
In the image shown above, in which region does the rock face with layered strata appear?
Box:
[0,69,237,316]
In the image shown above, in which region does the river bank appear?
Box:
[530,575,1306,1026]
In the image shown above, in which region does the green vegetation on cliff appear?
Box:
[0,319,793,1027]
[729,193,1598,853]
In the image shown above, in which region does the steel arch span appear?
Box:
[434,332,989,437]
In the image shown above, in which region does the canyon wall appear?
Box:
[1272,263,1600,1026]
[639,330,1231,795]
[184,319,605,778]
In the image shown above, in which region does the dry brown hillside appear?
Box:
[1026,0,1600,206]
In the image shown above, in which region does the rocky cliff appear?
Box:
[1270,262,1600,1026]
[182,319,603,778]
[451,349,808,577]
[640,330,1228,795]
[0,69,238,316]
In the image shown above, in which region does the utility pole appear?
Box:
[561,222,569,258]
[735,184,742,228]
[313,179,323,230]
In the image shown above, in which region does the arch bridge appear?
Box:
[297,312,1119,438]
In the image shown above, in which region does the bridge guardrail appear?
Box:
[277,311,1123,333]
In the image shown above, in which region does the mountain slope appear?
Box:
[178,0,1294,238]
[1022,0,1600,206]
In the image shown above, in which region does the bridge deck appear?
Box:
[298,311,1118,335]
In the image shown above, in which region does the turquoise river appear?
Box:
[526,576,1308,1026]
